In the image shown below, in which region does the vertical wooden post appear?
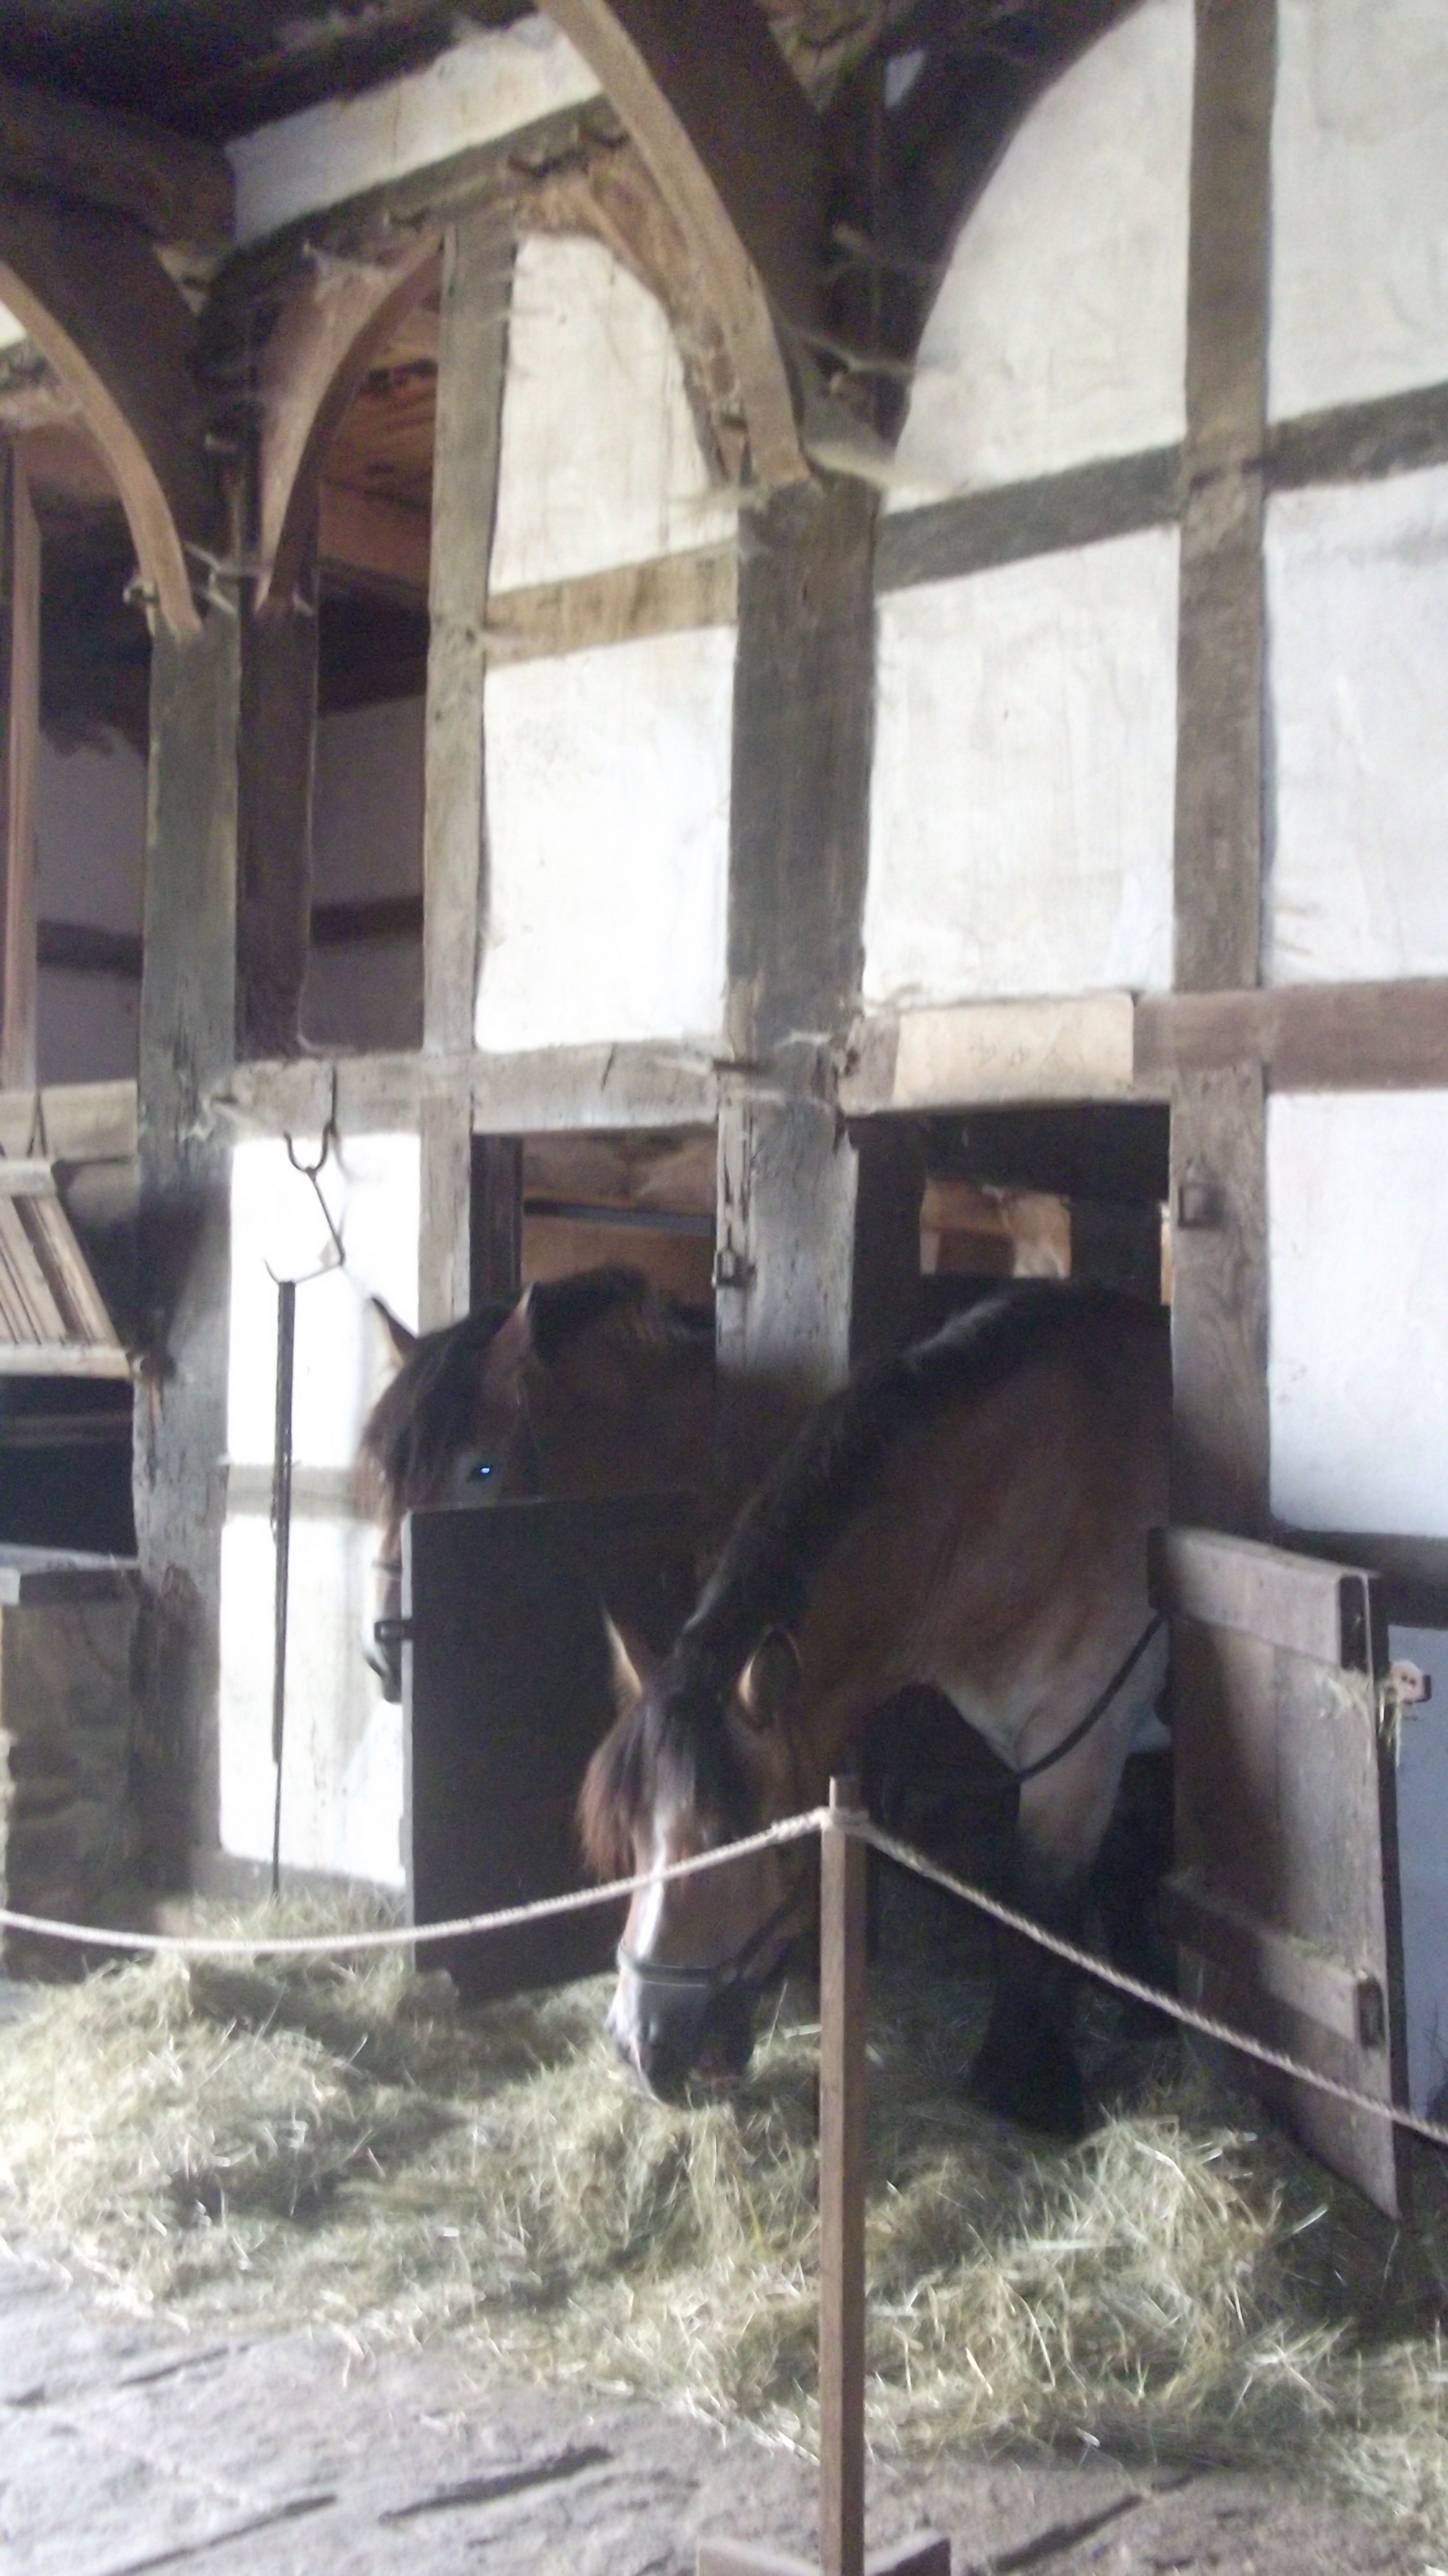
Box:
[0,441,40,1092]
[420,204,513,1332]
[716,477,877,1496]
[1169,0,1276,1533]
[133,605,240,1879]
[819,1773,868,2576]
[237,516,318,1059]
[470,1132,522,1306]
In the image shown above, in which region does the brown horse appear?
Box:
[579,1284,1171,2138]
[357,1267,716,1700]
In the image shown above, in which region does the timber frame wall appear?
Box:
[1,0,1448,1870]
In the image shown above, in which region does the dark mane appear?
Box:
[582,1284,1107,1871]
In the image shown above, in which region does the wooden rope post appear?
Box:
[700,1778,949,2576]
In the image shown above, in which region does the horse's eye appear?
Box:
[473,1462,493,1481]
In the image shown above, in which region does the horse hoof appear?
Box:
[967,2037,1088,2141]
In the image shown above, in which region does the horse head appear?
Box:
[580,1621,814,2097]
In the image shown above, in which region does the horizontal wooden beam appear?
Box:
[1268,376,1448,493]
[1163,1870,1383,2049]
[1150,1525,1371,1668]
[842,996,1138,1114]
[486,541,736,662]
[876,446,1181,595]
[0,1075,135,1160]
[215,1038,719,1138]
[0,75,233,247]
[1136,977,1448,1091]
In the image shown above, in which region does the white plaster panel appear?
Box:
[35,729,144,933]
[220,1514,404,1887]
[311,697,423,902]
[491,235,735,592]
[1271,0,1448,421]
[888,0,1192,508]
[227,1132,419,1472]
[1265,469,1448,984]
[1269,1093,1448,1536]
[864,529,1178,1010]
[477,625,733,1052]
[229,19,598,243]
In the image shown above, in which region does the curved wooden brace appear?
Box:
[538,0,820,486]
[256,236,441,616]
[0,187,211,638]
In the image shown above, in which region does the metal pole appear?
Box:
[269,1276,296,1899]
[819,1772,868,2576]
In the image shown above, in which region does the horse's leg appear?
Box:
[968,1712,1132,2140]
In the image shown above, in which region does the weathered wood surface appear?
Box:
[842,998,1137,1115]
[0,73,233,245]
[133,613,239,1877]
[819,1785,870,2576]
[471,1133,523,1304]
[237,528,318,1061]
[1168,1064,1268,1533]
[1268,375,1448,492]
[421,204,511,1332]
[1150,1528,1371,1670]
[487,541,737,663]
[0,1078,137,1162]
[0,438,37,1091]
[0,1586,138,1976]
[215,1043,719,1141]
[1,2242,1395,2576]
[876,448,1180,594]
[1137,978,1448,1091]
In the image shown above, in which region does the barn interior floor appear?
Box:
[0,2231,1418,2576]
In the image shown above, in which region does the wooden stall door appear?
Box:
[1152,1527,1409,2215]
[403,1493,696,2004]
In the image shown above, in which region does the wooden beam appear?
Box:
[421,204,513,1331]
[1268,376,1448,494]
[318,481,430,600]
[876,446,1181,594]
[487,542,736,663]
[1169,0,1275,1537]
[0,441,38,1090]
[0,74,233,247]
[0,1076,136,1160]
[470,1133,522,1305]
[256,238,438,616]
[1136,977,1448,1092]
[538,0,819,484]
[0,191,209,637]
[237,522,318,1060]
[134,609,240,1880]
[841,997,1138,1115]
[214,1039,720,1141]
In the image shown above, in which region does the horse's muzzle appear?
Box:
[613,1958,756,2097]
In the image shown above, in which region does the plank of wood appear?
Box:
[421,202,512,1329]
[0,74,232,246]
[0,1077,137,1160]
[0,442,38,1090]
[819,1781,868,2576]
[471,1133,522,1305]
[26,1191,120,1345]
[486,542,736,663]
[1150,1527,1371,1669]
[1163,1870,1384,2049]
[1136,978,1448,1090]
[1168,1064,1269,1531]
[876,446,1180,594]
[841,996,1137,1115]
[1268,375,1448,493]
[238,526,318,1061]
[0,1193,64,1340]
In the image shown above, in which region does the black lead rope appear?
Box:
[1008,1611,1166,1790]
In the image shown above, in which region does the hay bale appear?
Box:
[1,1902,1447,2549]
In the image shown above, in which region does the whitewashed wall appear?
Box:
[864,528,1178,1012]
[219,1132,419,1886]
[303,695,424,1052]
[1271,0,1448,422]
[35,728,145,1085]
[477,623,734,1052]
[1264,466,1448,985]
[491,234,736,589]
[888,0,1192,506]
[1269,1093,1448,1537]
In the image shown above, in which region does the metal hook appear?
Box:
[265,1070,345,1287]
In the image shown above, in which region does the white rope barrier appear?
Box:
[5,1801,1448,2160]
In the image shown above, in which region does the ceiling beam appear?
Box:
[538,0,821,484]
[0,190,212,636]
[0,74,233,247]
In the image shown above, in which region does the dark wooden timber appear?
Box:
[133,608,240,1878]
[470,1134,523,1305]
[1268,377,1448,492]
[1168,0,1275,1537]
[419,202,512,1331]
[876,446,1181,594]
[237,524,318,1060]
[1137,978,1448,1091]
[0,73,233,245]
[0,440,38,1090]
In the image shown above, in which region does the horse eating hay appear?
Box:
[580,1284,1170,2139]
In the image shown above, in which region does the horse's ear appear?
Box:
[737,1627,801,1732]
[604,1614,654,1716]
[372,1297,416,1364]
[482,1285,537,1384]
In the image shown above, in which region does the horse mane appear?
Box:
[579,1283,1109,1873]
[358,1265,707,1513]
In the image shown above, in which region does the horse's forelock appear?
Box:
[578,1649,754,1879]
[359,1303,511,1511]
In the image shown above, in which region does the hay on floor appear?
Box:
[2,1898,1448,2547]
